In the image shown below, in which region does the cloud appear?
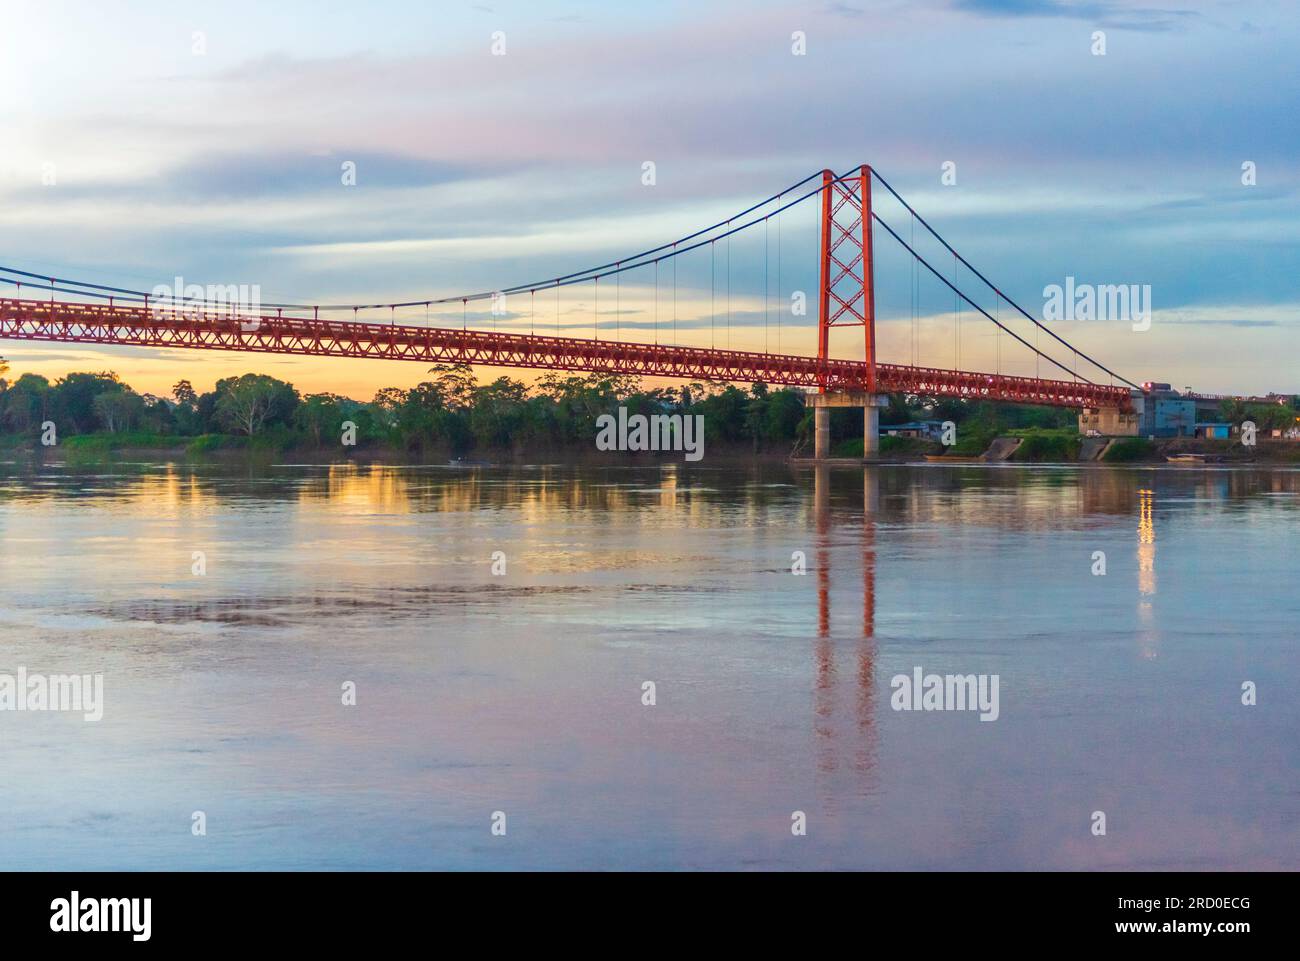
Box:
[952,0,1198,32]
[5,0,1299,397]
[165,151,484,200]
[1152,303,1300,328]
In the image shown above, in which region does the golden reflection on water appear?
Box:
[1137,488,1156,595]
[317,462,416,513]
[1137,487,1158,660]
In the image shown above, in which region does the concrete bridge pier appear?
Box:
[807,392,890,460]
[814,407,831,460]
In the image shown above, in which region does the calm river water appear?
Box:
[0,458,1295,870]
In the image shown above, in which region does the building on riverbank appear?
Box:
[1081,385,1204,438]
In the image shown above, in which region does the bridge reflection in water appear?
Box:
[803,466,1172,792]
[811,466,879,793]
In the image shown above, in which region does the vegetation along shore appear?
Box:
[1,357,1296,464]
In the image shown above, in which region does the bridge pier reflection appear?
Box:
[810,465,879,789]
[862,469,877,640]
[813,466,877,639]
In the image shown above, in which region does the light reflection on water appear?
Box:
[0,458,1296,870]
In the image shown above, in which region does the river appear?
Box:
[0,458,1295,869]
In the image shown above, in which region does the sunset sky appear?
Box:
[2,0,1297,398]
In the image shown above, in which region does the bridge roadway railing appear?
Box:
[0,297,1134,411]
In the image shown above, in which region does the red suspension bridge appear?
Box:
[1,164,1138,426]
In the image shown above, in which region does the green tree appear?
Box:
[764,389,805,443]
[92,390,145,434]
[1246,402,1294,432]
[1219,399,1248,425]
[172,379,197,407]
[296,393,346,446]
[214,374,299,436]
[393,382,445,450]
[468,377,529,448]
[50,372,126,433]
[427,364,478,409]
[928,397,970,423]
[138,394,178,434]
[536,372,629,442]
[744,382,769,451]
[697,385,748,444]
[880,393,914,426]
[1,373,50,432]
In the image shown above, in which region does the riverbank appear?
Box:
[833,430,1300,464]
[0,432,800,465]
[3,429,1297,465]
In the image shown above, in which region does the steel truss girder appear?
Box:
[0,297,1133,411]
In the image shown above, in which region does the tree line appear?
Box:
[5,354,1211,456]
[0,358,814,454]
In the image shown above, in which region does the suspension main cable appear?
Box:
[1,171,858,317]
[871,210,1085,384]
[869,168,1140,390]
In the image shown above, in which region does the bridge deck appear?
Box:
[0,298,1133,410]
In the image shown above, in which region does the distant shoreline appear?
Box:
[2,434,1297,467]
